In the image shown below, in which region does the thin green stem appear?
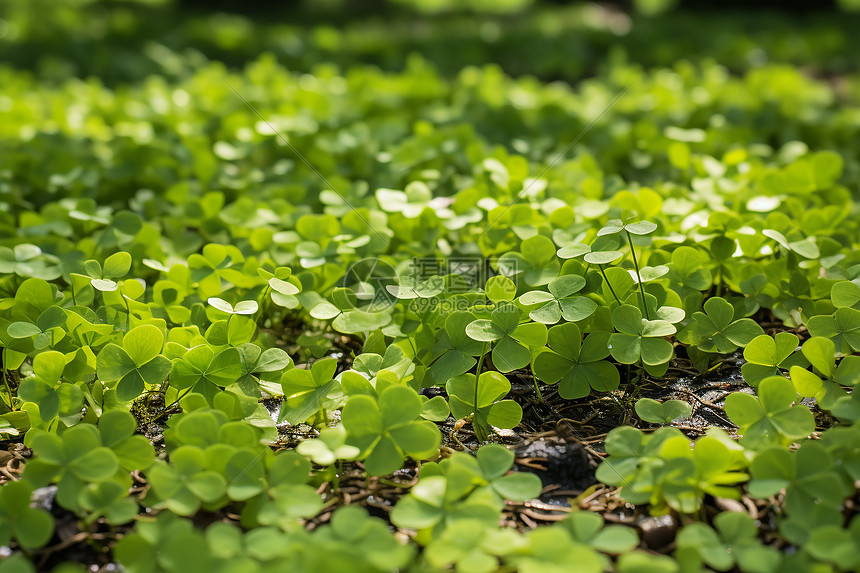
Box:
[716,266,723,298]
[164,386,194,411]
[626,231,650,320]
[256,286,271,328]
[532,374,544,402]
[1,361,14,411]
[474,343,488,413]
[599,265,621,305]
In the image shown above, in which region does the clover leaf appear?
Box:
[171,345,243,402]
[676,512,781,573]
[237,451,325,528]
[427,311,485,384]
[341,384,440,475]
[465,301,547,372]
[96,324,172,402]
[260,266,302,309]
[422,519,501,573]
[78,481,140,525]
[235,343,293,396]
[147,445,228,515]
[6,304,66,352]
[0,244,60,280]
[677,296,763,354]
[473,444,543,502]
[496,235,561,287]
[0,481,55,550]
[597,219,658,237]
[725,376,815,447]
[634,398,692,424]
[279,358,341,425]
[207,297,259,315]
[651,432,749,514]
[484,275,517,304]
[805,515,860,572]
[762,229,820,259]
[789,336,858,410]
[533,323,619,399]
[503,527,605,573]
[807,306,860,354]
[749,441,851,513]
[295,425,360,465]
[665,246,712,306]
[390,474,500,541]
[391,446,537,540]
[81,251,132,292]
[741,332,804,387]
[518,274,598,324]
[447,371,523,441]
[831,280,860,310]
[557,511,638,554]
[17,350,84,427]
[608,304,676,371]
[313,506,415,571]
[24,425,121,510]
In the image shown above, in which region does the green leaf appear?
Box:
[635,398,692,424]
[583,250,623,265]
[103,251,132,279]
[123,325,164,366]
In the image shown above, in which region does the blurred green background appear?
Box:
[2,0,858,85]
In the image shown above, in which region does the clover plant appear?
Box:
[608,304,676,376]
[634,398,692,424]
[446,371,523,440]
[0,6,859,571]
[465,301,547,373]
[533,323,619,399]
[725,376,815,448]
[341,384,441,475]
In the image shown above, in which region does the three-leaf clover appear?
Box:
[741,332,803,387]
[725,376,815,447]
[518,274,598,324]
[676,512,781,573]
[295,425,360,465]
[235,343,293,396]
[6,305,66,352]
[677,296,763,354]
[533,323,619,399]
[557,511,639,554]
[147,446,227,515]
[789,336,858,410]
[465,301,547,372]
[496,235,560,287]
[280,358,341,425]
[171,345,243,402]
[634,398,692,424]
[427,311,485,385]
[807,307,860,354]
[341,385,440,475]
[749,441,850,511]
[608,305,676,370]
[97,324,172,402]
[0,481,54,550]
[804,515,860,572]
[25,425,121,509]
[17,350,84,427]
[447,371,523,441]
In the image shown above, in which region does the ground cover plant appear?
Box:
[1,0,860,571]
